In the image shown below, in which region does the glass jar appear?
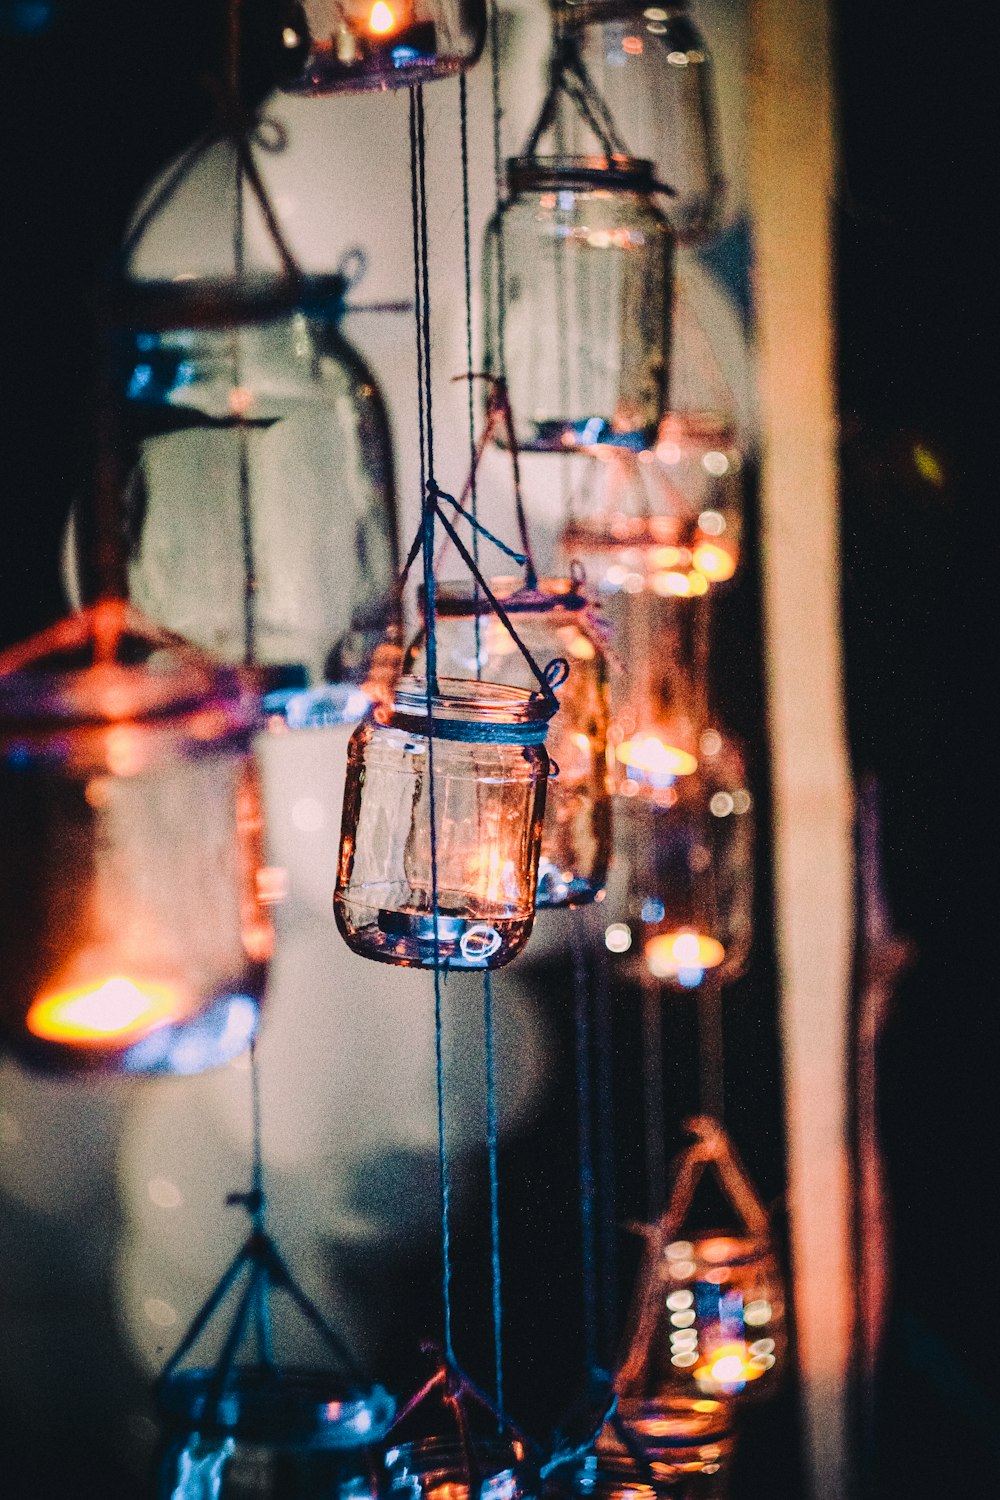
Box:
[157,1368,395,1500]
[550,2,723,242]
[335,677,551,969]
[611,734,752,989]
[576,1398,734,1497]
[278,0,487,95]
[406,578,612,907]
[616,1229,786,1407]
[386,1436,533,1500]
[484,157,674,453]
[0,603,274,1075]
[562,417,743,593]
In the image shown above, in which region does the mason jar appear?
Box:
[406,577,612,907]
[562,416,743,594]
[0,602,274,1075]
[576,1397,733,1497]
[484,156,674,453]
[278,0,487,94]
[386,1436,533,1500]
[334,677,551,969]
[157,1368,395,1500]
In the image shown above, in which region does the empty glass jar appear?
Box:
[550,2,723,241]
[0,603,273,1075]
[335,677,551,969]
[562,417,743,594]
[484,156,674,453]
[158,1369,395,1500]
[406,578,612,907]
[278,0,487,94]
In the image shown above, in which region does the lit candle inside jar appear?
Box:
[645,929,725,988]
[26,973,183,1046]
[368,0,397,32]
[614,733,698,790]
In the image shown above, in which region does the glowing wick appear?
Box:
[615,735,698,783]
[645,930,725,985]
[27,975,181,1046]
[695,1342,766,1390]
[369,1,396,32]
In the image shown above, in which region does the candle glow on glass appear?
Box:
[26,975,183,1046]
[369,1,397,33]
[615,734,698,786]
[692,542,738,583]
[693,1341,768,1394]
[646,929,725,987]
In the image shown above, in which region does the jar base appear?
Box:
[335,899,532,969]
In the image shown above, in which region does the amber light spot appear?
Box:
[622,35,643,54]
[27,975,181,1045]
[695,1341,767,1388]
[369,1,396,32]
[615,735,698,778]
[646,929,725,979]
[692,542,738,583]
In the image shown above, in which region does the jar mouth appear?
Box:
[600,1394,733,1448]
[387,675,554,725]
[111,271,348,333]
[506,154,659,196]
[158,1367,395,1447]
[431,576,588,616]
[0,602,258,736]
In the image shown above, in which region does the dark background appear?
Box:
[0,0,991,1495]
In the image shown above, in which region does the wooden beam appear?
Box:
[745,2,855,1496]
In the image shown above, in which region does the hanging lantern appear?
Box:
[549,2,723,242]
[616,1117,786,1417]
[277,0,487,95]
[387,1436,532,1500]
[484,155,675,454]
[562,417,743,594]
[86,134,401,723]
[406,576,612,908]
[335,676,553,968]
[577,1396,734,1497]
[606,733,752,989]
[0,602,274,1075]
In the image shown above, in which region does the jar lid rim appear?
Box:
[108,271,348,333]
[388,674,554,723]
[506,154,659,194]
[429,576,588,616]
[159,1368,395,1446]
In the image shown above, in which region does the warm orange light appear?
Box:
[646,930,725,979]
[692,543,737,583]
[694,1342,766,1389]
[622,34,644,54]
[615,735,698,779]
[27,975,182,1046]
[651,569,693,598]
[369,1,396,32]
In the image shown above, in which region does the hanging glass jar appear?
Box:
[0,603,274,1075]
[562,417,743,594]
[405,576,612,908]
[387,1436,534,1500]
[277,0,487,95]
[570,1396,733,1498]
[159,1371,394,1500]
[549,2,723,242]
[616,1118,787,1412]
[484,156,674,454]
[608,732,752,989]
[335,677,552,968]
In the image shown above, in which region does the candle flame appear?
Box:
[369,1,396,32]
[27,975,182,1045]
[615,734,698,780]
[645,929,725,980]
[692,542,738,583]
[694,1341,767,1390]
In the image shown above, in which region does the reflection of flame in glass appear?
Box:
[645,929,725,986]
[692,542,737,583]
[693,1341,767,1392]
[369,1,396,31]
[615,734,697,785]
[27,975,182,1045]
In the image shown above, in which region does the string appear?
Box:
[570,921,599,1386]
[460,65,505,1419]
[409,79,454,1366]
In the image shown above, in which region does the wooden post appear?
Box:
[745,2,855,1497]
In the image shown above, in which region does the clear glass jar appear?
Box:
[278,0,487,94]
[551,2,723,242]
[157,1369,395,1500]
[484,157,674,453]
[406,578,612,907]
[611,733,753,989]
[616,1230,786,1407]
[562,417,743,593]
[335,677,551,968]
[577,1398,734,1496]
[0,603,274,1075]
[386,1436,532,1500]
